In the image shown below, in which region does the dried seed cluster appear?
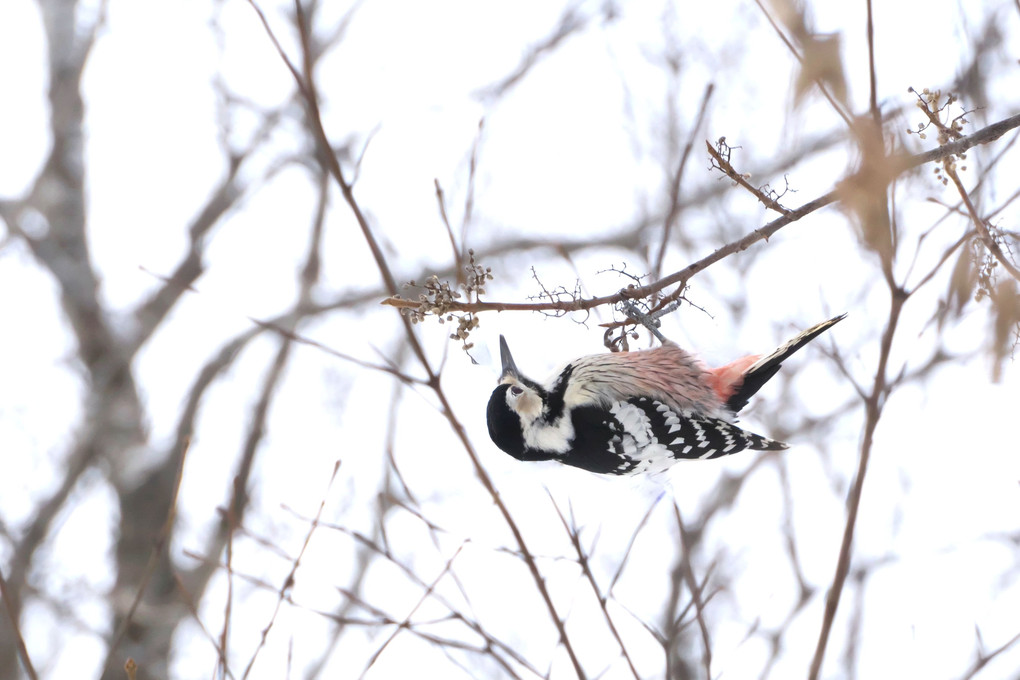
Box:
[973,228,1010,304]
[397,249,493,351]
[906,87,970,185]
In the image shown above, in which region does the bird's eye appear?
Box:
[510,386,524,397]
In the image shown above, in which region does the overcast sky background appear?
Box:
[1,0,1019,678]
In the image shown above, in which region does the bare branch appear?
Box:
[101,440,190,678]
[706,138,793,216]
[241,460,342,679]
[0,567,37,680]
[383,113,1020,323]
[652,84,715,281]
[673,503,712,680]
[808,264,907,680]
[947,166,1020,282]
[245,2,593,675]
[548,493,642,680]
[958,627,1020,679]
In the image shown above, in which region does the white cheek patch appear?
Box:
[512,391,544,422]
[504,387,574,454]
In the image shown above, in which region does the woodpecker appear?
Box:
[486,314,845,475]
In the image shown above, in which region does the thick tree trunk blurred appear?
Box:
[0,3,209,678]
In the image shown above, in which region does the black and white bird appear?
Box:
[486,314,844,475]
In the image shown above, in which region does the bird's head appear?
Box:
[486,336,553,461]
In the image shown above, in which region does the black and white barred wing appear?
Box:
[565,397,787,476]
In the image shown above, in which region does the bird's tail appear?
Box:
[724,313,846,413]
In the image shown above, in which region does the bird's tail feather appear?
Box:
[725,313,846,413]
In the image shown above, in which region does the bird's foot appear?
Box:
[619,300,670,344]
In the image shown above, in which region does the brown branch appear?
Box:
[359,544,466,678]
[249,318,423,384]
[607,496,662,594]
[959,627,1020,680]
[278,503,542,677]
[385,187,837,317]
[219,493,235,680]
[241,461,342,680]
[0,567,37,680]
[807,282,906,679]
[548,494,642,680]
[266,127,844,325]
[460,118,484,250]
[232,120,331,679]
[652,84,715,281]
[130,102,290,349]
[247,2,590,676]
[673,503,712,680]
[751,0,853,127]
[101,439,190,678]
[2,3,148,660]
[246,0,433,369]
[434,179,463,284]
[476,5,588,99]
[382,112,1020,320]
[706,139,793,216]
[173,132,337,666]
[947,166,1020,282]
[866,0,879,124]
[913,112,1020,163]
[424,384,589,679]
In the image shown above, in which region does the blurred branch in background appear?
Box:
[0,0,1018,679]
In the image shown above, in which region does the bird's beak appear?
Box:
[499,335,522,381]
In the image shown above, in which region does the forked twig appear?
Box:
[246,2,590,675]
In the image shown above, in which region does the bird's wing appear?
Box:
[564,397,787,475]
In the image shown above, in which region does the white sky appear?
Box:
[1,0,1019,678]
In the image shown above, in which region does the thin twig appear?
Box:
[807,288,905,679]
[608,494,664,594]
[947,166,1020,281]
[958,627,1020,680]
[706,140,793,215]
[673,503,712,680]
[173,572,235,679]
[0,568,38,680]
[382,112,1020,320]
[246,2,590,675]
[434,179,463,284]
[548,493,642,680]
[865,0,879,125]
[268,504,543,677]
[653,84,715,280]
[242,460,342,679]
[358,544,466,678]
[751,0,854,127]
